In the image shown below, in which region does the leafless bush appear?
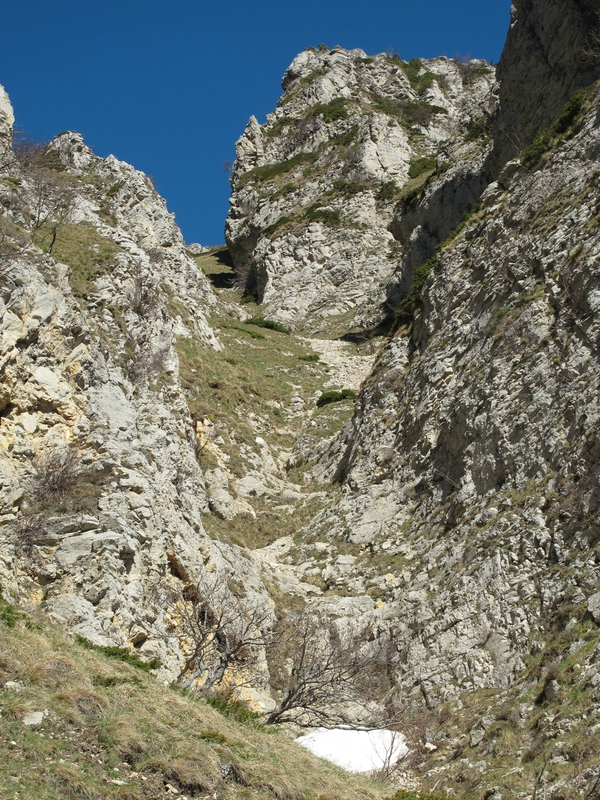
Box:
[129,277,159,317]
[381,699,437,770]
[159,572,274,694]
[147,247,165,264]
[266,612,393,727]
[33,445,82,499]
[11,513,49,557]
[11,132,48,169]
[127,341,170,385]
[374,729,407,779]
[26,167,76,253]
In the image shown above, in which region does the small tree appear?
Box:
[266,611,393,727]
[163,573,274,694]
[26,166,76,254]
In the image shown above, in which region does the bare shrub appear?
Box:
[146,247,164,264]
[11,513,49,557]
[382,699,438,770]
[129,276,159,317]
[159,573,274,694]
[12,132,48,169]
[374,729,407,779]
[266,612,393,727]
[127,341,170,385]
[33,445,82,499]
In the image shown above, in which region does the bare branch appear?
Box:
[159,573,274,695]
[266,612,393,728]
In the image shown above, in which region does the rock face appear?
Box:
[492,0,600,168]
[300,16,600,711]
[0,105,273,693]
[2,0,600,795]
[226,46,496,332]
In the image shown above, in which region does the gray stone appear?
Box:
[588,593,600,623]
[23,711,45,726]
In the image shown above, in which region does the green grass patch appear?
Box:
[386,792,451,800]
[306,97,350,123]
[245,317,290,334]
[304,203,342,226]
[371,94,447,131]
[408,155,437,179]
[42,221,123,299]
[395,256,438,325]
[465,114,492,142]
[402,58,444,95]
[437,204,482,249]
[265,116,294,137]
[75,636,161,671]
[0,596,29,628]
[299,353,320,362]
[521,83,596,168]
[298,67,327,84]
[331,179,370,196]
[263,214,297,237]
[377,181,400,202]
[238,151,318,186]
[395,168,437,212]
[205,693,262,724]
[106,179,125,197]
[485,307,511,336]
[316,389,357,407]
[271,181,297,199]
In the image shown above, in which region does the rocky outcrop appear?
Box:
[302,75,600,711]
[492,0,600,168]
[0,83,13,149]
[226,46,496,333]
[0,100,274,699]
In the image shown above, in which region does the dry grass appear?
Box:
[0,603,391,800]
[409,616,600,799]
[41,221,123,299]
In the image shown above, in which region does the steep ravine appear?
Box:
[2,2,600,798]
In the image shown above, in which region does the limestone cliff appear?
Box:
[226,46,496,333]
[0,100,275,700]
[493,0,600,168]
[2,0,600,796]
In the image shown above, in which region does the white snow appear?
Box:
[295,727,408,773]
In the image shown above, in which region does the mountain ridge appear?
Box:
[2,2,600,797]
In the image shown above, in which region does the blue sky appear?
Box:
[0,1,512,246]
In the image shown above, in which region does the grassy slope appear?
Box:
[171,249,358,551]
[0,601,391,800]
[409,615,600,798]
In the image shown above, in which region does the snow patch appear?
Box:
[295,727,408,773]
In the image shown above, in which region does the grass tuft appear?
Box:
[75,636,161,671]
[245,317,290,334]
[316,389,357,407]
